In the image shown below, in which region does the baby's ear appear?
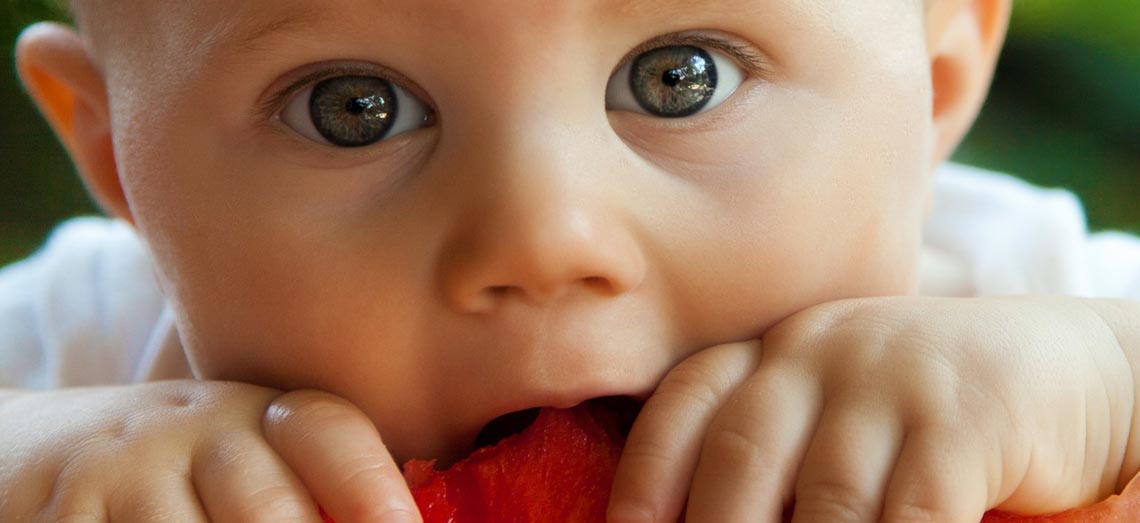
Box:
[16,22,133,225]
[924,0,1012,168]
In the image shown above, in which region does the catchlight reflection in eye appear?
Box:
[607,44,744,118]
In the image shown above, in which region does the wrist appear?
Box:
[1082,298,1140,491]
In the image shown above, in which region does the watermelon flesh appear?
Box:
[322,405,1140,523]
[322,406,621,523]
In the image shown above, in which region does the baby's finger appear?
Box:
[880,427,987,523]
[193,434,323,522]
[263,390,421,523]
[685,364,821,523]
[106,471,209,522]
[789,406,902,523]
[608,341,761,523]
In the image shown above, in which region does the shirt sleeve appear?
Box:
[0,217,167,388]
[925,163,1140,299]
[1086,231,1140,299]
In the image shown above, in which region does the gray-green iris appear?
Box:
[310,76,397,147]
[630,45,718,118]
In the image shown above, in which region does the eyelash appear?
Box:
[616,32,772,80]
[260,64,433,124]
[260,32,770,125]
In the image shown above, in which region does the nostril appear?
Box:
[482,277,602,306]
[582,276,614,295]
[519,276,615,299]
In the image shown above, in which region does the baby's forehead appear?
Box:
[159,0,771,40]
[85,0,924,63]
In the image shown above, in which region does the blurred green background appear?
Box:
[1,2,1137,266]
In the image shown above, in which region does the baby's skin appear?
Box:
[3,0,1140,522]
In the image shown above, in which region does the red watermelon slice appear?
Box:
[981,473,1140,522]
[322,405,1140,523]
[321,405,622,523]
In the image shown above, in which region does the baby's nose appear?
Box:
[440,200,645,312]
[435,137,646,313]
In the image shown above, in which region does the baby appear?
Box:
[3,0,1140,521]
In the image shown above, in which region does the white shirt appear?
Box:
[922,164,1140,298]
[3,163,1139,388]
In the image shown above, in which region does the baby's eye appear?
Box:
[606,44,744,118]
[281,75,434,147]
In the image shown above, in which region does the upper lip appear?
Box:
[415,304,672,462]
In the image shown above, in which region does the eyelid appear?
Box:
[615,32,773,80]
[258,62,434,122]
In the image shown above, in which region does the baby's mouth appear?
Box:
[472,395,645,450]
[473,407,543,448]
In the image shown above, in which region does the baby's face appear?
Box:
[98,0,934,461]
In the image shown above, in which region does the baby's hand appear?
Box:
[608,297,1136,523]
[0,381,419,523]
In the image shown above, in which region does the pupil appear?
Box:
[662,69,683,88]
[346,97,371,115]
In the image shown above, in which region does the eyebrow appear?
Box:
[601,0,768,20]
[227,4,329,56]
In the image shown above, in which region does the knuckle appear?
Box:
[199,436,257,469]
[49,451,109,513]
[38,481,105,523]
[263,390,362,440]
[881,494,973,523]
[47,514,104,523]
[334,456,390,492]
[620,437,677,469]
[656,343,758,409]
[765,300,895,363]
[334,502,419,523]
[700,425,772,482]
[881,500,945,523]
[66,418,136,463]
[794,478,875,522]
[765,302,847,344]
[655,363,726,413]
[114,499,182,523]
[235,485,312,523]
[151,381,205,411]
[0,458,60,520]
[107,472,212,523]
